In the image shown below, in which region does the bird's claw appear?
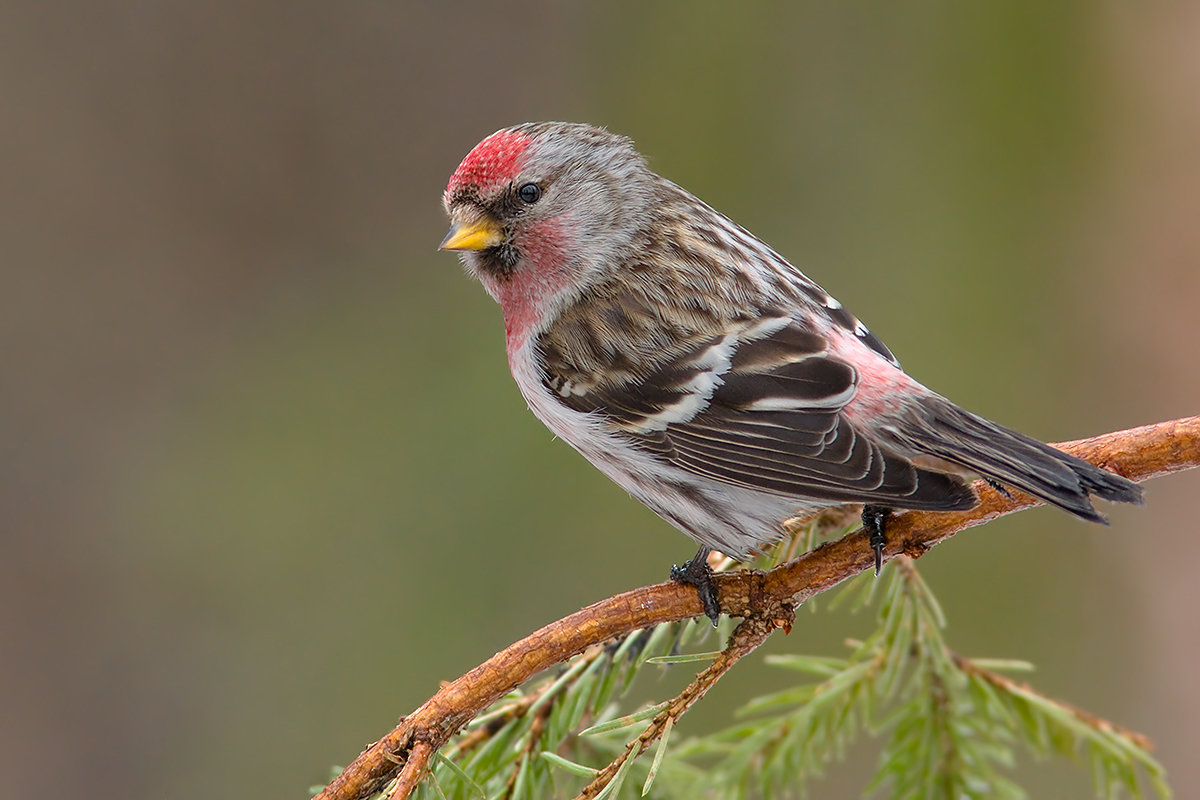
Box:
[862,505,890,576]
[984,478,1014,500]
[670,548,721,626]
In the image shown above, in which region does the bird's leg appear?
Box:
[861,505,891,576]
[670,546,720,626]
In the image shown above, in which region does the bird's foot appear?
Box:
[670,547,721,626]
[861,505,891,576]
[984,478,1014,500]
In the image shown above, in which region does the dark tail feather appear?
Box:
[912,401,1143,522]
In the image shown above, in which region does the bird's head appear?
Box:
[441,123,658,335]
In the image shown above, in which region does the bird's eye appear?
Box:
[517,182,542,204]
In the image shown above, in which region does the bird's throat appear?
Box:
[471,243,521,280]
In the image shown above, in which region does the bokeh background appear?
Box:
[3,3,1197,798]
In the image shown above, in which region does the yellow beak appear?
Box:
[439,217,504,251]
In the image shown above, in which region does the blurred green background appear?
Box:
[2,3,1197,798]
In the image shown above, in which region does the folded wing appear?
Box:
[544,316,978,512]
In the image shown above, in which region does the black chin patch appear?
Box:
[476,242,521,279]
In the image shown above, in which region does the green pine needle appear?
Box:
[379,553,1169,800]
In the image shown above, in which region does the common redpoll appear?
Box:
[440,122,1142,621]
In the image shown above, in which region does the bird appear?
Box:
[439,121,1143,623]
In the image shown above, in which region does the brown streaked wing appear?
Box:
[542,318,977,512]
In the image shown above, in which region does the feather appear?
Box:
[540,315,979,512]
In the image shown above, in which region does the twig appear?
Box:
[949,651,1155,752]
[573,603,794,799]
[314,416,1200,800]
[386,739,433,800]
[442,644,607,763]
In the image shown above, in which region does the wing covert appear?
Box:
[540,317,975,511]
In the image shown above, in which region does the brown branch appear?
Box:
[572,606,794,799]
[386,739,432,800]
[315,416,1200,800]
[441,644,607,764]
